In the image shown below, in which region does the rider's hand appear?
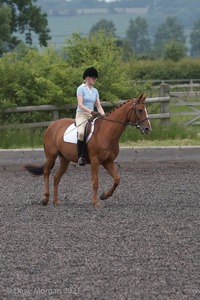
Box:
[99,113,105,118]
[91,111,100,118]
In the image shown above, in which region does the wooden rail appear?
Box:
[1,81,200,129]
[0,96,170,129]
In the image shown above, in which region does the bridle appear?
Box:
[128,101,149,133]
[99,101,149,133]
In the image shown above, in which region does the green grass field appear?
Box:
[1,96,200,148]
[1,121,200,149]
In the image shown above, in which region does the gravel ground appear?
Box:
[1,162,200,300]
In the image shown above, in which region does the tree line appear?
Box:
[90,16,200,59]
[1,1,200,59]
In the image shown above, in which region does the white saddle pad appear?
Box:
[63,121,95,144]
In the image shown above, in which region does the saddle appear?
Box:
[63,118,96,144]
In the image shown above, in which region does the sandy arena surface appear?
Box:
[1,150,200,299]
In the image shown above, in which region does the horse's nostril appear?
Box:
[145,127,149,133]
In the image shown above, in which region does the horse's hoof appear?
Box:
[53,200,61,205]
[100,192,107,200]
[42,200,48,206]
[93,202,101,208]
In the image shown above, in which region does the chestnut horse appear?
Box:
[25,94,151,207]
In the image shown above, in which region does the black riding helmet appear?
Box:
[83,67,98,79]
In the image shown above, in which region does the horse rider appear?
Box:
[75,67,105,166]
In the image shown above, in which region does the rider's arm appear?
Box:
[95,97,105,116]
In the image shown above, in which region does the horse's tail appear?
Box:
[24,164,45,176]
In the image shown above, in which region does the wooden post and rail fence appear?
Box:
[1,81,200,129]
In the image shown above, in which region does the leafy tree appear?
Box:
[63,31,151,100]
[116,38,134,61]
[153,16,186,58]
[125,17,151,55]
[0,31,146,114]
[63,30,136,101]
[89,19,117,37]
[190,18,200,57]
[0,4,12,54]
[163,40,187,61]
[89,19,134,61]
[0,46,67,115]
[0,0,51,51]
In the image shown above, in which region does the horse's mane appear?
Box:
[106,99,133,116]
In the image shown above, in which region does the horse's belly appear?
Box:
[58,143,78,162]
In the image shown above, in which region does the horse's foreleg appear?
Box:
[53,156,69,205]
[91,160,101,207]
[100,161,120,200]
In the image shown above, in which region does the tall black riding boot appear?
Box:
[77,139,85,166]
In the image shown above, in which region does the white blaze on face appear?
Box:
[145,108,151,130]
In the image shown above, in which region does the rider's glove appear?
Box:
[91,111,100,118]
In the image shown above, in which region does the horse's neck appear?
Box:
[99,101,131,143]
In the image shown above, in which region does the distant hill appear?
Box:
[35,0,200,47]
[37,0,151,16]
[37,0,200,30]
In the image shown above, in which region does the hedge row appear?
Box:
[0,32,200,118]
[134,58,200,80]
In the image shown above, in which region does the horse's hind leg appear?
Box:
[42,154,57,205]
[100,161,120,200]
[53,155,69,205]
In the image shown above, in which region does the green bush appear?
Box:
[1,30,200,128]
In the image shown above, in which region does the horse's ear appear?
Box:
[138,93,143,100]
[142,94,146,102]
[137,93,146,103]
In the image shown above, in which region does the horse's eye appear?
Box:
[138,109,143,114]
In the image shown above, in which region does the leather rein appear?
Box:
[98,101,149,133]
